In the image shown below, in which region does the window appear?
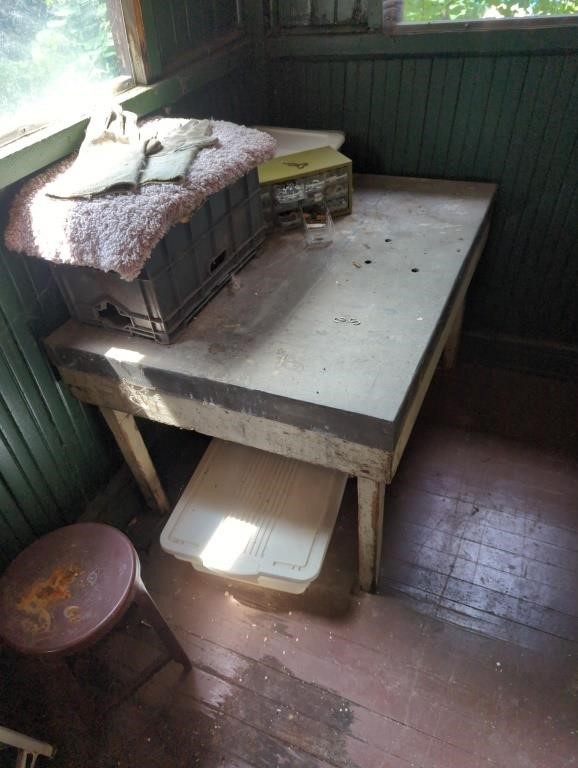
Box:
[398,0,578,23]
[275,0,371,27]
[266,0,577,29]
[0,0,132,147]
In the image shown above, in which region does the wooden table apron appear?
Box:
[45,175,496,592]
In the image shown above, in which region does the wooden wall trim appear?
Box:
[267,25,578,58]
[119,0,161,84]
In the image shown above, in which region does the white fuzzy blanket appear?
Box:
[5,120,276,280]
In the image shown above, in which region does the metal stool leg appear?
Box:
[42,578,190,722]
[133,577,191,671]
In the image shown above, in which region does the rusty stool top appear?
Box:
[0,523,138,656]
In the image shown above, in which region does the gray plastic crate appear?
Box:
[53,170,265,344]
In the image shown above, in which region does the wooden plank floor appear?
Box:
[1,368,577,768]
[382,425,578,657]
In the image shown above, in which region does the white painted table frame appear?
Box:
[46,176,494,592]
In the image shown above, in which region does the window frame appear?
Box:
[265,0,578,34]
[0,0,251,190]
[0,0,136,151]
[123,0,245,84]
[384,0,578,33]
[265,0,384,32]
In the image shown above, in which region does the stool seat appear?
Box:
[0,523,137,656]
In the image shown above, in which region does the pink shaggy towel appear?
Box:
[5,120,276,280]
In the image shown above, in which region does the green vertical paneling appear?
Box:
[403,57,431,176]
[442,57,473,177]
[491,58,545,234]
[0,474,35,558]
[457,58,494,176]
[508,58,574,275]
[498,58,562,320]
[172,0,191,54]
[267,41,578,346]
[430,57,464,177]
[0,334,71,518]
[381,58,403,173]
[367,60,386,172]
[344,61,374,169]
[0,240,114,572]
[183,2,210,50]
[213,0,239,34]
[391,59,416,175]
[151,0,240,74]
[317,62,333,134]
[172,58,263,124]
[156,1,177,66]
[329,61,347,130]
[538,138,578,336]
[138,0,164,79]
[357,61,375,170]
[289,60,305,126]
[417,57,447,176]
[472,56,507,171]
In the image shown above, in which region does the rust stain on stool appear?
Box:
[16,566,82,633]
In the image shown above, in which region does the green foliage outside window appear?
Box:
[403,0,578,22]
[0,0,124,136]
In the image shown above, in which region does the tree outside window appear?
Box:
[0,0,131,145]
[402,0,578,22]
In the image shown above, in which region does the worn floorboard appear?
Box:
[383,424,578,656]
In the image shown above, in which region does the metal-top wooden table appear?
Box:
[45,175,496,591]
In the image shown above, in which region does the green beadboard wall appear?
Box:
[267,36,578,347]
[172,60,266,123]
[142,0,241,77]
[0,234,113,571]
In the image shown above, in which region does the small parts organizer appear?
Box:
[257,147,352,232]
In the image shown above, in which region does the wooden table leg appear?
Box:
[442,300,465,370]
[100,408,171,515]
[357,477,386,593]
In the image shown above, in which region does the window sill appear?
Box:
[0,37,251,192]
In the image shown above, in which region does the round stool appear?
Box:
[0,523,190,721]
